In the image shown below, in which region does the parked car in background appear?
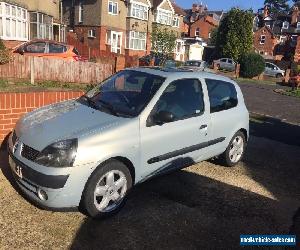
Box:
[164,59,176,68]
[13,40,84,62]
[8,68,249,218]
[180,60,214,72]
[264,62,285,78]
[214,58,236,71]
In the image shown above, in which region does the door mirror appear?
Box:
[153,111,175,125]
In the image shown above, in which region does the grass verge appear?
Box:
[0,78,94,92]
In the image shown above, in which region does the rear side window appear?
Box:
[72,48,79,55]
[205,79,238,113]
[49,43,67,53]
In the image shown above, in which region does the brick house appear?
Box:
[253,26,279,59]
[0,0,66,48]
[63,0,186,61]
[253,3,300,60]
[184,4,224,43]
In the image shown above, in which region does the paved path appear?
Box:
[239,82,300,125]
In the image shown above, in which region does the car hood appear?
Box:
[15,99,123,150]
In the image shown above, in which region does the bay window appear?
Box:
[156,9,172,25]
[0,2,28,40]
[127,31,146,50]
[30,12,53,40]
[130,3,148,20]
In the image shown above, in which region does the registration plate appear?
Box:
[9,156,23,179]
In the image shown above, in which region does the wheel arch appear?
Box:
[239,128,248,142]
[112,156,136,185]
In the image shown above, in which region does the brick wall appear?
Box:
[294,36,300,62]
[0,91,84,145]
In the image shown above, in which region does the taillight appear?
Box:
[73,56,79,61]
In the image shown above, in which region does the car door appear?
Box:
[219,58,227,69]
[227,59,235,71]
[139,78,211,181]
[265,63,272,76]
[204,78,240,155]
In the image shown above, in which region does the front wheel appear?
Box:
[220,131,246,167]
[81,159,132,218]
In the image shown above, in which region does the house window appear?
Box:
[195,28,200,37]
[260,35,266,44]
[88,29,96,38]
[282,21,289,29]
[0,2,28,40]
[127,31,146,50]
[30,12,53,40]
[130,3,148,20]
[156,10,172,25]
[78,1,83,23]
[279,36,286,44]
[208,32,211,38]
[172,16,179,27]
[108,1,118,15]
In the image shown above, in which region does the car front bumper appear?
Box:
[7,133,91,210]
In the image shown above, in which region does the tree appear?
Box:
[215,8,254,62]
[240,53,265,78]
[151,26,177,66]
[0,39,11,65]
[264,0,289,14]
[209,27,218,46]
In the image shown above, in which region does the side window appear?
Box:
[24,42,46,53]
[153,79,204,121]
[221,58,227,62]
[228,59,233,64]
[49,43,67,53]
[206,79,238,113]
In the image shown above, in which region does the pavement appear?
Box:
[0,81,299,249]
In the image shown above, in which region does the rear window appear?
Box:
[49,43,67,53]
[205,79,238,113]
[72,48,79,55]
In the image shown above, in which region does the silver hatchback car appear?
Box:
[8,68,249,218]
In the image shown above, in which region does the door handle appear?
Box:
[199,124,208,130]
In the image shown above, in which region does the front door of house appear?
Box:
[111,31,122,54]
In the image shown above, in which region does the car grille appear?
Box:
[12,131,17,145]
[21,144,40,161]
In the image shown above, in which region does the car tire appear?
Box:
[81,159,133,219]
[276,73,283,78]
[219,131,246,167]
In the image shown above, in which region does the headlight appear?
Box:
[35,139,78,168]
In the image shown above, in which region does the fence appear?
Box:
[0,54,113,84]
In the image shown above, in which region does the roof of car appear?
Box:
[128,67,235,82]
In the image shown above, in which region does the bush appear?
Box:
[0,39,12,65]
[240,53,265,78]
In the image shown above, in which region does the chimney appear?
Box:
[292,6,300,25]
[263,5,269,18]
[192,4,200,13]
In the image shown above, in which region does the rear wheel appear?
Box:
[81,159,132,218]
[220,131,246,167]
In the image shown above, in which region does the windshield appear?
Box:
[78,70,166,117]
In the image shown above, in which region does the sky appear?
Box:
[175,0,294,11]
